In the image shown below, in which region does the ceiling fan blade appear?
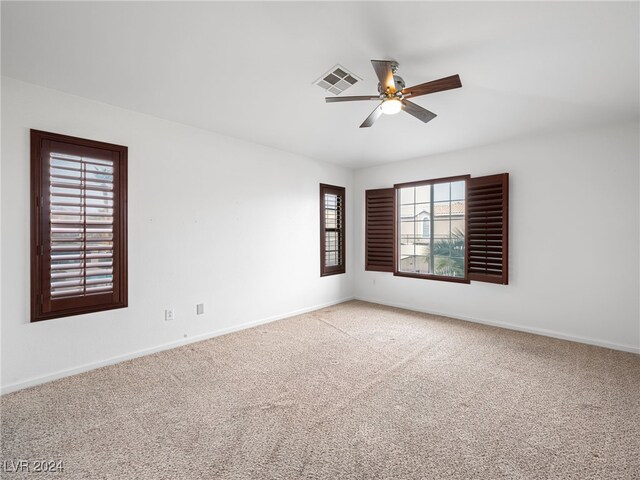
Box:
[402,100,437,123]
[325,95,380,103]
[402,74,462,98]
[371,60,396,92]
[360,104,383,128]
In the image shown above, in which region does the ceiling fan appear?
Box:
[326,60,461,128]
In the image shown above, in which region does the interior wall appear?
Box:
[1,77,354,393]
[2,76,638,394]
[354,122,640,353]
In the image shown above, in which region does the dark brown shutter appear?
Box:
[365,188,395,272]
[467,173,509,284]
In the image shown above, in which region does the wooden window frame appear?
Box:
[394,175,470,284]
[31,129,128,322]
[320,183,346,276]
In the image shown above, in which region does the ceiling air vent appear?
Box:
[314,65,361,95]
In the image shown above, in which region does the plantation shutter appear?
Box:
[365,188,395,272]
[32,130,128,321]
[467,173,509,284]
[320,184,346,276]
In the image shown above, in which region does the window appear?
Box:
[320,184,345,276]
[396,176,468,282]
[365,172,508,284]
[31,130,128,322]
[422,215,430,238]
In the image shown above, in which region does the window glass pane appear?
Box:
[433,201,450,217]
[86,198,114,208]
[397,179,465,279]
[325,209,337,229]
[51,167,81,178]
[51,186,82,196]
[400,204,414,219]
[415,185,430,203]
[86,189,113,198]
[399,221,420,238]
[325,193,337,209]
[81,156,112,166]
[434,255,465,277]
[433,218,451,239]
[401,255,430,274]
[451,217,465,236]
[399,234,416,272]
[422,219,431,238]
[434,182,450,202]
[50,157,81,169]
[451,200,464,217]
[399,187,415,205]
[414,203,430,219]
[86,171,114,182]
[86,206,113,216]
[325,231,337,250]
[451,181,465,201]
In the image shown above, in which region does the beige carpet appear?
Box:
[2,300,639,479]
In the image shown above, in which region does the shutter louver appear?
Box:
[467,173,509,284]
[365,188,395,272]
[49,152,115,299]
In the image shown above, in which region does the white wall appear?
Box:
[2,77,638,394]
[354,122,640,353]
[1,77,354,392]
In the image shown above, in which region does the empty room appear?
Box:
[1,1,639,479]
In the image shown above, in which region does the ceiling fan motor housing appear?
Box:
[377,75,405,94]
[393,75,405,92]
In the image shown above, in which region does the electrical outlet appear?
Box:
[165,309,175,321]
[196,304,204,315]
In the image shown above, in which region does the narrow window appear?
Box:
[31,130,128,321]
[422,215,430,238]
[320,184,345,276]
[395,175,468,282]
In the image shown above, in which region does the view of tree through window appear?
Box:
[398,179,465,278]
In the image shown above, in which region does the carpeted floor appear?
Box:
[2,300,639,479]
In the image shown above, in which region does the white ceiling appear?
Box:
[2,2,639,169]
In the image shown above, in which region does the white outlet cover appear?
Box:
[165,309,175,321]
[196,304,204,315]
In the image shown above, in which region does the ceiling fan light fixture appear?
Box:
[325,60,460,127]
[380,98,402,115]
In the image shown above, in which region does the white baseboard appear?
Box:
[354,296,640,355]
[1,296,355,395]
